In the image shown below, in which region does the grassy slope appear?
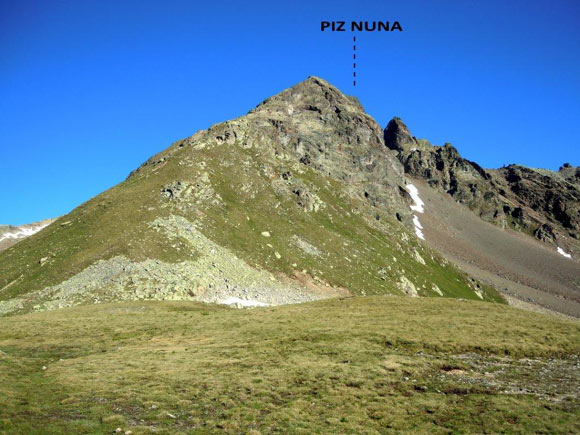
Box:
[0,297,578,433]
[0,138,501,311]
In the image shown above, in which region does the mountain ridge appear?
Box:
[0,219,56,253]
[0,76,500,316]
[2,76,577,318]
[384,117,580,258]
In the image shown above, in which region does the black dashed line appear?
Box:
[353,36,357,86]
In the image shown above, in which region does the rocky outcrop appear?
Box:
[384,117,580,255]
[225,77,408,213]
[384,118,499,218]
[496,164,580,233]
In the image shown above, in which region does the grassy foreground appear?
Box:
[0,296,578,433]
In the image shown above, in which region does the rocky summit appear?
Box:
[0,77,503,316]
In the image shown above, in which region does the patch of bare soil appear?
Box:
[288,270,351,299]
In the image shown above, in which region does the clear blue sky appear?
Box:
[1,0,579,224]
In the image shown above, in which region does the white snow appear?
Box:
[406,183,424,213]
[412,215,425,240]
[406,183,425,240]
[557,247,572,259]
[220,297,268,308]
[0,222,50,243]
[412,215,423,230]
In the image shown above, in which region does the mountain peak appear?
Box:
[133,76,403,194]
[384,117,418,151]
[232,76,406,204]
[251,76,365,116]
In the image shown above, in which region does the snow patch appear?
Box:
[0,222,50,243]
[557,247,572,259]
[220,297,268,308]
[412,218,424,240]
[406,183,424,213]
[412,215,423,230]
[406,183,425,240]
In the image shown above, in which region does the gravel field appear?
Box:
[412,179,580,318]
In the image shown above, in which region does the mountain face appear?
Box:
[0,77,501,316]
[0,219,55,252]
[384,118,580,257]
[133,77,407,215]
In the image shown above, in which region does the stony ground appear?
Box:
[412,178,580,317]
[0,215,347,315]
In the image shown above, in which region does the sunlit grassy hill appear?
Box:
[0,77,501,316]
[0,296,578,433]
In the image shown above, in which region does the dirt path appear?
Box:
[410,179,580,318]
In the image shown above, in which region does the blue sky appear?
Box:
[1,0,579,224]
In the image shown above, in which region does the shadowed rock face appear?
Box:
[383,117,418,152]
[384,117,580,256]
[498,165,580,232]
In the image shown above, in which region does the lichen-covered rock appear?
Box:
[397,275,419,297]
